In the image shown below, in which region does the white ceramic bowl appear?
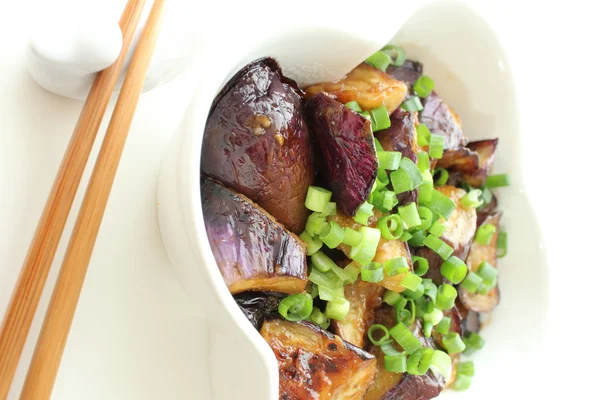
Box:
[157,1,548,399]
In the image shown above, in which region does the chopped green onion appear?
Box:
[461,189,483,209]
[475,223,497,245]
[429,134,444,159]
[436,317,451,335]
[418,182,434,204]
[423,234,453,260]
[477,261,498,286]
[361,111,372,122]
[407,347,434,375]
[407,229,426,247]
[417,206,434,230]
[463,332,485,355]
[305,212,326,237]
[319,221,344,249]
[305,186,333,212]
[310,308,330,329]
[423,321,434,338]
[401,96,424,112]
[350,226,381,266]
[436,284,458,310]
[381,44,407,67]
[345,100,362,112]
[377,151,402,170]
[366,50,392,72]
[385,354,408,373]
[403,282,425,300]
[325,297,350,321]
[381,190,399,211]
[452,374,472,391]
[458,361,475,377]
[441,256,468,284]
[390,170,411,194]
[414,75,435,98]
[460,271,484,294]
[316,285,345,303]
[342,228,363,247]
[423,307,443,325]
[311,251,338,273]
[422,279,437,303]
[309,268,340,290]
[377,170,390,187]
[321,202,337,217]
[401,273,422,291]
[398,202,421,229]
[361,262,385,283]
[299,231,323,256]
[368,324,390,346]
[354,202,374,225]
[427,190,456,221]
[344,262,361,282]
[374,137,384,151]
[389,322,422,354]
[381,339,404,356]
[400,231,413,242]
[412,256,429,276]
[397,306,412,326]
[278,293,313,321]
[401,158,424,188]
[481,187,493,205]
[385,257,409,276]
[378,215,404,240]
[430,350,452,379]
[433,168,449,186]
[442,332,466,354]
[485,173,511,188]
[371,106,392,132]
[497,231,508,258]
[429,221,446,237]
[417,152,430,172]
[383,290,402,306]
[416,124,431,146]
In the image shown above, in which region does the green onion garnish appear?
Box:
[374,137,384,151]
[422,279,437,303]
[458,361,475,377]
[299,231,323,256]
[441,256,468,284]
[418,182,434,204]
[349,226,381,266]
[305,212,326,237]
[460,271,484,294]
[305,186,333,212]
[401,158,424,187]
[477,261,498,286]
[430,350,452,379]
[311,251,338,273]
[354,202,374,225]
[310,308,330,329]
[377,151,402,170]
[381,339,404,356]
[429,221,446,237]
[402,281,425,300]
[400,272,422,291]
[384,257,409,277]
[368,324,390,346]
[360,111,372,122]
[398,202,421,229]
[383,290,402,306]
[345,100,362,112]
[412,256,429,276]
[429,134,444,159]
[436,284,457,310]
[413,75,435,98]
[432,168,449,186]
[423,234,454,260]
[463,332,485,355]
[365,50,392,72]
[361,262,385,283]
[485,173,511,188]
[385,354,408,373]
[461,189,483,209]
[452,374,472,391]
[378,214,404,240]
[342,228,363,247]
[325,297,350,320]
[423,307,443,326]
[381,190,399,211]
[401,96,424,112]
[435,317,451,335]
[389,322,422,354]
[319,221,344,249]
[417,206,434,230]
[497,231,508,257]
[278,293,313,322]
[321,202,337,217]
[475,223,497,245]
[417,152,430,172]
[371,106,392,132]
[400,231,412,242]
[308,268,340,290]
[442,332,466,354]
[407,229,426,247]
[407,347,434,375]
[427,190,456,221]
[344,262,361,282]
[381,44,407,67]
[416,124,431,146]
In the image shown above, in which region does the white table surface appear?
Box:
[1,0,598,399]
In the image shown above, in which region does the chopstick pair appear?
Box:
[0,0,165,398]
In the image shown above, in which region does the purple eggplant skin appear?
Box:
[375,108,420,163]
[420,91,466,151]
[234,292,284,330]
[386,60,423,87]
[437,139,499,188]
[201,57,314,233]
[201,178,308,295]
[305,93,378,216]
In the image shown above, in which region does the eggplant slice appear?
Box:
[331,279,384,348]
[436,139,499,188]
[305,63,408,113]
[201,178,308,294]
[419,91,465,151]
[261,319,377,400]
[386,60,423,87]
[201,57,314,233]
[305,93,379,215]
[234,292,284,330]
[459,212,502,313]
[375,108,421,163]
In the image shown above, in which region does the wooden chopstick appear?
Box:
[0,1,147,398]
[19,1,166,398]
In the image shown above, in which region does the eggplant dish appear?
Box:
[201,46,510,399]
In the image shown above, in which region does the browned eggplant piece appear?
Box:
[459,212,502,313]
[305,63,408,113]
[477,194,498,224]
[305,93,378,215]
[201,178,308,294]
[455,297,481,333]
[261,319,377,400]
[364,306,445,400]
[234,292,283,330]
[201,57,314,233]
[416,186,477,285]
[420,91,465,151]
[328,210,414,292]
[436,139,499,188]
[375,108,421,163]
[386,60,423,87]
[331,279,384,348]
[436,147,479,173]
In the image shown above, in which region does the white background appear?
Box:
[1,0,598,399]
